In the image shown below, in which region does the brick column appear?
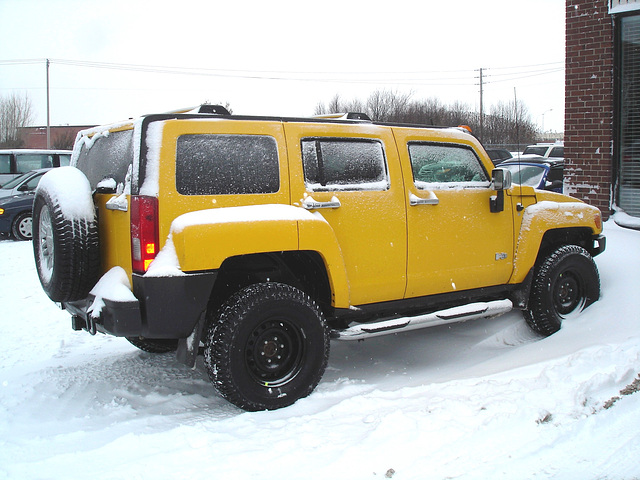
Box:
[565,0,614,219]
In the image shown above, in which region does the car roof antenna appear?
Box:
[514,87,524,211]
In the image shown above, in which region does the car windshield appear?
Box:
[1,171,32,189]
[502,163,548,188]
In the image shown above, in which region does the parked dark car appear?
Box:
[500,155,564,193]
[484,148,513,165]
[0,168,51,199]
[0,193,36,240]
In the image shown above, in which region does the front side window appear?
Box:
[176,134,279,195]
[301,138,388,191]
[408,143,488,187]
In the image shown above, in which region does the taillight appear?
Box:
[130,195,159,273]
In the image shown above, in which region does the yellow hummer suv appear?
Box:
[32,105,605,411]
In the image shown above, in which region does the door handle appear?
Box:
[409,192,439,206]
[303,196,341,210]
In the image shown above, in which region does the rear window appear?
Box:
[75,129,135,190]
[176,134,280,195]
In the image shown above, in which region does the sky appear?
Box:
[0,0,566,134]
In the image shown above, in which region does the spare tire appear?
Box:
[32,167,100,302]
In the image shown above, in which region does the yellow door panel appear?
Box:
[285,123,407,306]
[393,128,515,298]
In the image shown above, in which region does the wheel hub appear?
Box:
[37,206,55,283]
[245,319,304,387]
[554,271,581,314]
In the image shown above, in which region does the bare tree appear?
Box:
[314,89,539,146]
[0,92,34,148]
[52,130,77,150]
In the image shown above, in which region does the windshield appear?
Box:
[502,163,549,188]
[1,171,32,189]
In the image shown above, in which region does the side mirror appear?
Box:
[490,168,511,213]
[491,168,512,191]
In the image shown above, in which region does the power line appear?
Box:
[0,58,564,86]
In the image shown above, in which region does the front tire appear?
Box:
[204,283,330,411]
[524,245,600,336]
[12,211,32,241]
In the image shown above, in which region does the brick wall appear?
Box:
[565,0,614,219]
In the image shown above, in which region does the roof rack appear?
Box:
[163,104,231,115]
[313,112,372,121]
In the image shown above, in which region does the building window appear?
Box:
[618,14,640,216]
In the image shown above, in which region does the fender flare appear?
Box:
[169,204,351,308]
[510,200,601,284]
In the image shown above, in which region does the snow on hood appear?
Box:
[520,200,598,232]
[170,204,323,234]
[144,204,326,277]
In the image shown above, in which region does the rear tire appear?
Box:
[524,245,600,336]
[204,283,330,411]
[11,211,32,241]
[32,168,100,302]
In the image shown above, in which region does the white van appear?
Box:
[0,149,72,185]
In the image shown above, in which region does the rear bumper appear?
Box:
[64,270,218,339]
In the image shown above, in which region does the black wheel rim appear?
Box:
[553,269,584,315]
[245,318,304,387]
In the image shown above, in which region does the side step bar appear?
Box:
[332,299,513,341]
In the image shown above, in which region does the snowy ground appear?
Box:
[1,221,639,480]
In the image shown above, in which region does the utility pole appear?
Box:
[46,59,51,150]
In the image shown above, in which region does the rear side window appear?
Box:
[176,134,279,195]
[16,154,54,172]
[301,138,388,191]
[409,143,488,186]
[59,154,71,166]
[0,154,10,174]
[549,146,564,157]
[75,129,135,190]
